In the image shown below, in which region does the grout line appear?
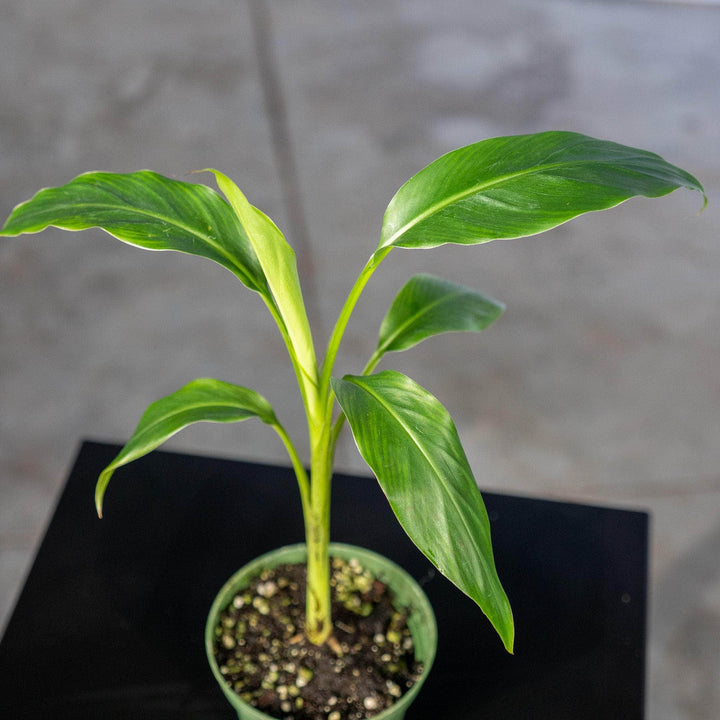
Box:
[247,0,323,336]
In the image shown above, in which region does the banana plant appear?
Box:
[1,131,705,653]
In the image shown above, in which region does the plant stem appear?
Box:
[304,420,333,644]
[302,247,392,645]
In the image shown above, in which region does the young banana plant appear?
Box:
[1,131,705,653]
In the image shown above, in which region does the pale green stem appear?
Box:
[259,290,332,643]
[304,419,334,644]
[302,247,392,645]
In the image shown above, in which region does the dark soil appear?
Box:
[212,555,424,720]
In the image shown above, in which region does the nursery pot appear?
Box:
[206,543,437,720]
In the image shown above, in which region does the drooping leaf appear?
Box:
[95,378,277,516]
[376,274,504,358]
[207,169,319,401]
[0,171,270,295]
[332,370,514,652]
[379,131,706,251]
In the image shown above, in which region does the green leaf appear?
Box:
[0,171,269,295]
[379,131,706,251]
[207,170,319,403]
[376,274,504,358]
[332,370,514,652]
[95,378,277,517]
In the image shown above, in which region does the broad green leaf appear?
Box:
[207,170,319,403]
[379,131,706,251]
[376,273,504,358]
[0,171,269,295]
[332,370,514,652]
[95,378,277,516]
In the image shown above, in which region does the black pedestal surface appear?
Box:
[0,441,648,719]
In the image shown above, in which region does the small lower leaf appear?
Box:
[377,273,504,356]
[333,370,514,652]
[96,378,277,516]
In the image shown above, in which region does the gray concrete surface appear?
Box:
[1,1,718,717]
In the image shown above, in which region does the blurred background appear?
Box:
[1,1,718,717]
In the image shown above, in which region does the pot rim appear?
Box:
[205,542,438,720]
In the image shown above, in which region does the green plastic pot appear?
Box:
[205,543,437,720]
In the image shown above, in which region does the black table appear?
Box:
[0,440,648,719]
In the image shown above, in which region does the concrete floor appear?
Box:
[1,1,718,717]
